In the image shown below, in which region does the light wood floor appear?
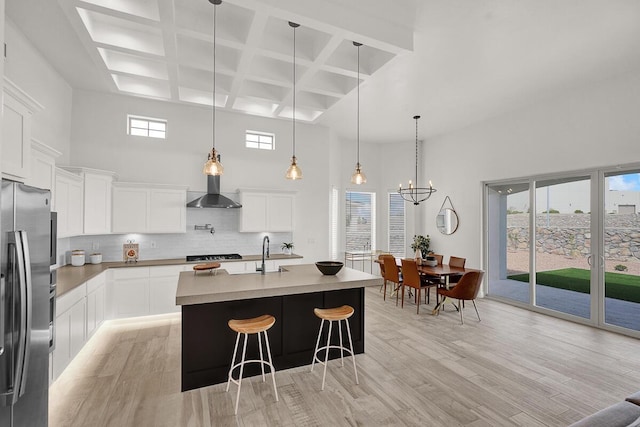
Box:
[49,288,640,426]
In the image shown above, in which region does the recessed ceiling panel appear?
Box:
[178,65,233,93]
[296,91,340,110]
[326,41,396,75]
[278,106,322,122]
[176,34,239,74]
[178,87,228,107]
[81,0,160,21]
[238,80,287,102]
[259,17,332,62]
[77,8,164,56]
[174,0,254,44]
[112,74,170,98]
[232,97,279,117]
[305,70,358,96]
[98,48,168,80]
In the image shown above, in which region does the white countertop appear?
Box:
[176,263,382,305]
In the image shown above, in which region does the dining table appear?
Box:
[375,258,482,315]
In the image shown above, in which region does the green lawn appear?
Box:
[508,268,640,303]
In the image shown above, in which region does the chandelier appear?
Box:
[398,115,436,205]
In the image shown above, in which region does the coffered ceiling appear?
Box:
[50,0,414,122]
[7,1,640,144]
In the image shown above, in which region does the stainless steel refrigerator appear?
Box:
[0,180,50,427]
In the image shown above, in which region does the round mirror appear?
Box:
[436,208,459,235]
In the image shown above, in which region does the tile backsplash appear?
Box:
[58,205,293,265]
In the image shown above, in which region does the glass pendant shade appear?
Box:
[285,156,302,180]
[203,148,224,175]
[351,163,367,184]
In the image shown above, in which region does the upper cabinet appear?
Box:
[26,139,62,191]
[55,168,84,238]
[112,182,187,234]
[62,167,116,235]
[2,78,44,181]
[238,190,295,232]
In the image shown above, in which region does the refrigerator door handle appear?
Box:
[14,231,32,402]
[0,274,4,357]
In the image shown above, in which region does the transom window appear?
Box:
[246,130,275,150]
[127,115,166,139]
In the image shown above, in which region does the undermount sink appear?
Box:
[230,267,288,275]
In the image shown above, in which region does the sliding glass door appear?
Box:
[486,166,640,336]
[602,170,640,332]
[533,177,592,318]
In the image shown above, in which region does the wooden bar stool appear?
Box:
[311,305,359,390]
[226,314,278,415]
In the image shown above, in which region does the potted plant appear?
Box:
[410,235,431,259]
[281,242,294,255]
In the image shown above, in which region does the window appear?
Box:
[345,191,376,252]
[330,187,339,260]
[388,193,405,257]
[127,115,166,139]
[246,130,275,150]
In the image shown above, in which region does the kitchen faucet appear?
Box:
[257,235,270,274]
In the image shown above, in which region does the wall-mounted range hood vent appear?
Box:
[187,175,242,208]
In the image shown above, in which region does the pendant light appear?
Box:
[350,41,366,185]
[398,115,436,205]
[285,21,303,180]
[203,0,224,176]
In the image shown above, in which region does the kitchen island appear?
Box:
[176,264,381,391]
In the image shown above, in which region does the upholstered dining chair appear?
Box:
[421,253,444,304]
[378,253,387,294]
[448,256,466,284]
[400,259,432,314]
[382,255,401,301]
[436,271,485,324]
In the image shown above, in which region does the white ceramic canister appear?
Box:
[90,253,102,264]
[71,250,85,267]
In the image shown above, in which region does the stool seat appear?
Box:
[226,314,278,414]
[228,314,275,334]
[311,305,358,390]
[314,305,354,321]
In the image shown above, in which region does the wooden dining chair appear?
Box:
[382,255,401,301]
[399,259,432,314]
[436,271,484,324]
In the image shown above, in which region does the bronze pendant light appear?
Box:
[285,21,303,180]
[350,41,366,185]
[203,0,224,176]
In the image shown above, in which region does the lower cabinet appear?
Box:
[150,265,187,314]
[86,274,106,337]
[52,283,87,381]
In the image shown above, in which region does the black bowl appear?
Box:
[315,261,344,275]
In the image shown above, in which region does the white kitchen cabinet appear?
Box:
[86,273,106,337]
[108,267,150,318]
[54,168,84,238]
[112,182,187,233]
[1,78,43,181]
[219,260,251,274]
[63,167,116,235]
[52,283,87,380]
[238,190,295,232]
[26,139,61,191]
[149,265,190,314]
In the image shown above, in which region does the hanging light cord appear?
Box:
[414,115,419,191]
[212,3,217,155]
[292,24,296,158]
[356,43,360,165]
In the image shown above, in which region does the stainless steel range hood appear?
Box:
[187,175,242,208]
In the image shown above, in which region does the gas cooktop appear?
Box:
[186,254,243,262]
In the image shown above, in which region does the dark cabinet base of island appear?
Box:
[181,287,365,391]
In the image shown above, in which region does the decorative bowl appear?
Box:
[315,261,344,275]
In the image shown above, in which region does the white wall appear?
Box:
[4,18,72,162]
[69,90,332,261]
[422,70,640,270]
